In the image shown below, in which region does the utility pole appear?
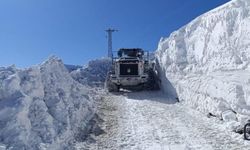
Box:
[105,28,118,58]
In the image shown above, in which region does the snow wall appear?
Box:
[0,56,94,149]
[156,0,250,124]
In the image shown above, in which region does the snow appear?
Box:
[0,144,6,150]
[222,110,237,122]
[78,91,250,150]
[64,64,82,72]
[156,0,250,127]
[70,58,111,86]
[1,0,250,149]
[0,56,95,149]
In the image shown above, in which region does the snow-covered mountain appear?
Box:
[65,64,82,72]
[0,56,95,149]
[156,0,250,125]
[70,58,111,86]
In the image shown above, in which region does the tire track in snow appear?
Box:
[78,91,250,150]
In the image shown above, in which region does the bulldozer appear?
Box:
[105,48,159,92]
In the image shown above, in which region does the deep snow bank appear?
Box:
[0,56,94,149]
[156,0,250,124]
[70,58,111,86]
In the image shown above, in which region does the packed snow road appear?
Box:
[76,91,250,150]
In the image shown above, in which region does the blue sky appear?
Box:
[0,0,230,67]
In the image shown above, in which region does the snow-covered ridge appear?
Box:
[156,0,250,125]
[0,56,94,149]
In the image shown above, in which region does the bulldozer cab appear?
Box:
[117,48,144,59]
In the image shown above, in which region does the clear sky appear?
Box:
[0,0,230,67]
